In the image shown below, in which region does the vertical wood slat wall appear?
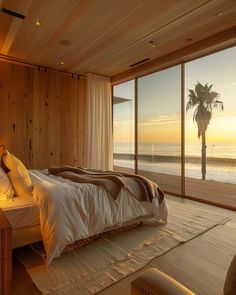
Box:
[0,60,87,169]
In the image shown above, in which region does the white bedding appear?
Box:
[31,170,168,265]
[0,196,39,229]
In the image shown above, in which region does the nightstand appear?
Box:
[0,208,12,295]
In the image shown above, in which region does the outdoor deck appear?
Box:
[114,166,236,211]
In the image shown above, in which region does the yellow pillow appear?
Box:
[1,151,32,197]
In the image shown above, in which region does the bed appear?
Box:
[0,168,168,265]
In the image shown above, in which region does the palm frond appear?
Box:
[186,88,200,113]
[193,107,198,122]
[186,81,223,138]
[195,82,205,102]
[208,84,213,92]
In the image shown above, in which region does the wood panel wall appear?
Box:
[0,208,12,295]
[0,60,87,169]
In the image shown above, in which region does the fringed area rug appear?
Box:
[16,200,230,295]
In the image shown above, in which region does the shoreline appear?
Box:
[114,153,236,165]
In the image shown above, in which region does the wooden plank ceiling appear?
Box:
[0,0,236,78]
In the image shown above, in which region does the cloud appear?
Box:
[114,114,181,128]
[114,120,133,127]
[139,114,180,126]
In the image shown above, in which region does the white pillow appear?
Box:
[0,167,15,199]
[1,151,32,197]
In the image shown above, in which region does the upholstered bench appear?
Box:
[131,254,236,295]
[131,268,195,295]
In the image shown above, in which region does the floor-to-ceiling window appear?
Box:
[113,46,236,209]
[137,66,182,194]
[185,47,236,207]
[113,80,135,173]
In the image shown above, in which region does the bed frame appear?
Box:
[12,214,151,249]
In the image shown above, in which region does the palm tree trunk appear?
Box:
[201,132,206,180]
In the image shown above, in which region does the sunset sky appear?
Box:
[113,46,236,144]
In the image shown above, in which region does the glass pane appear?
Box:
[185,46,236,207]
[137,66,181,194]
[113,80,135,173]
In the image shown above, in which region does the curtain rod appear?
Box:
[0,54,87,79]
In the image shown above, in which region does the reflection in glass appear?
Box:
[113,80,135,173]
[137,66,181,194]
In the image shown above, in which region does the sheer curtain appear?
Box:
[85,73,113,170]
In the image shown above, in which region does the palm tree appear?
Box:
[186,82,223,180]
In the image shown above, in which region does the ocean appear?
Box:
[114,142,236,184]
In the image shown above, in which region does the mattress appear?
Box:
[0,196,40,230]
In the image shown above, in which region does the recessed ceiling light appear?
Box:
[215,12,223,16]
[35,19,41,27]
[149,40,158,48]
[60,61,64,65]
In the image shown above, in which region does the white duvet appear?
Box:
[30,170,168,265]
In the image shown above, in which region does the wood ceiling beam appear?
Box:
[111,26,236,85]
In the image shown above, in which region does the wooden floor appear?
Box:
[185,177,236,209]
[98,195,236,295]
[144,171,236,210]
[13,195,236,295]
[115,166,236,210]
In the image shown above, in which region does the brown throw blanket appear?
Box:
[48,166,165,204]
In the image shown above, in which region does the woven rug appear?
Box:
[16,200,230,295]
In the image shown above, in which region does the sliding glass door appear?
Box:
[113,80,135,173]
[137,66,182,194]
[112,46,236,208]
[185,47,236,206]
